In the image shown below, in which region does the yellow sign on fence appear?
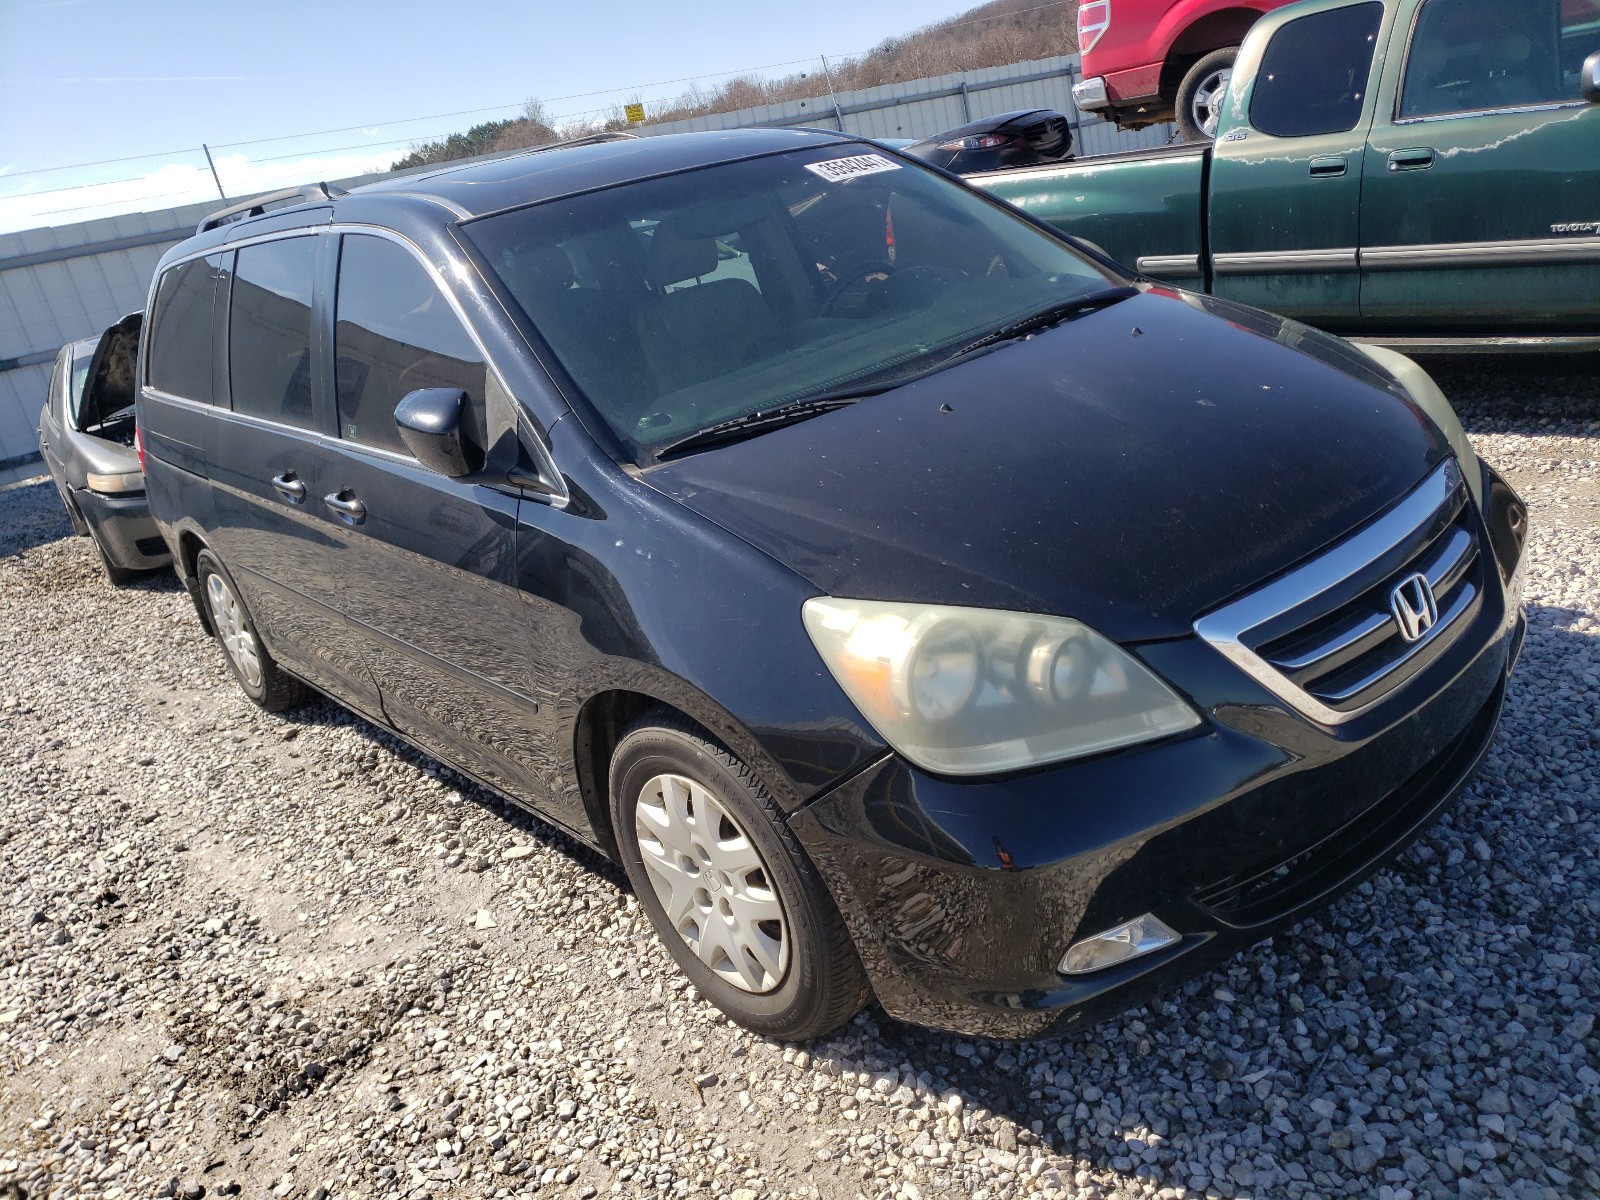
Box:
[624,103,646,124]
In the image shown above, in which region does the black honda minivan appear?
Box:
[136,128,1528,1040]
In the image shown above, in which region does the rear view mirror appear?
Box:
[395,388,473,477]
[1585,51,1600,104]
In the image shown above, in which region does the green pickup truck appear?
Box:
[972,0,1600,351]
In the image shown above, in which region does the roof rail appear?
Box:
[197,182,347,235]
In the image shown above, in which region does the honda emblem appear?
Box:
[1390,573,1439,643]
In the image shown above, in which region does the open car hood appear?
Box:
[78,311,143,432]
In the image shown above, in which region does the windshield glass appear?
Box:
[464,144,1118,460]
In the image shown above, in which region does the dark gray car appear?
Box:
[36,314,170,583]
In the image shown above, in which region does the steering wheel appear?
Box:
[820,262,965,318]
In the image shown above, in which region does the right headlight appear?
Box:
[802,598,1201,776]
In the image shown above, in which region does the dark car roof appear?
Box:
[357,127,850,218]
[903,109,1052,151]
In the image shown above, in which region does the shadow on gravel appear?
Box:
[1432,354,1600,435]
[271,693,628,889]
[0,479,74,559]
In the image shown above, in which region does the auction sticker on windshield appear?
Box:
[805,153,902,183]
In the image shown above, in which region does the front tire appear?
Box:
[195,548,306,712]
[610,711,869,1040]
[1175,47,1238,143]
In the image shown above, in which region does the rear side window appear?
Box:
[1401,0,1598,118]
[229,236,318,429]
[147,256,223,402]
[334,233,486,454]
[1251,2,1383,136]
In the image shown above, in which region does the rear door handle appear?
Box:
[1309,156,1347,178]
[271,471,306,503]
[1388,148,1435,171]
[323,489,367,526]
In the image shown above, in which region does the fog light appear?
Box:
[1059,913,1180,976]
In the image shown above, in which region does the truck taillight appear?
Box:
[1078,0,1111,52]
[134,426,146,473]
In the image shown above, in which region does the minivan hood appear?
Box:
[646,290,1450,643]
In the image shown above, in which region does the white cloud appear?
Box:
[0,149,400,235]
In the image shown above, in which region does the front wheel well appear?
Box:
[572,690,669,864]
[1160,8,1263,97]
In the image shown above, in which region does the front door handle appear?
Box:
[1388,148,1435,171]
[1309,156,1347,178]
[323,489,367,526]
[271,471,307,503]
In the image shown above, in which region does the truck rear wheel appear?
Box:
[1176,47,1238,143]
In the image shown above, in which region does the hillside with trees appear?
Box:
[392,0,1080,170]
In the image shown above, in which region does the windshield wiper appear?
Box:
[948,285,1140,360]
[655,389,889,459]
[653,286,1139,461]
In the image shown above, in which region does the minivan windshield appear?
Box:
[464,144,1120,460]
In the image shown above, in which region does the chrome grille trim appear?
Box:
[1195,460,1473,726]
[1314,580,1477,703]
[1271,610,1393,674]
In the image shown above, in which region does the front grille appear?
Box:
[1022,117,1069,146]
[1255,496,1480,712]
[1195,460,1488,724]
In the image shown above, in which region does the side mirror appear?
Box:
[395,388,473,478]
[1585,51,1600,104]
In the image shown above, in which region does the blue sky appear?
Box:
[0,0,985,232]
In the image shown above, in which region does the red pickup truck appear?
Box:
[1078,0,1600,141]
[1073,0,1289,140]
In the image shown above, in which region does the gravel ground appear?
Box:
[0,360,1595,1200]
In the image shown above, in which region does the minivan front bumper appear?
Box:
[788,468,1526,1039]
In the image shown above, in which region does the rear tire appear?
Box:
[610,710,870,1040]
[1175,47,1238,143]
[195,548,306,712]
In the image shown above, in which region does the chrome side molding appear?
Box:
[1362,235,1600,270]
[1135,254,1204,277]
[1212,248,1360,275]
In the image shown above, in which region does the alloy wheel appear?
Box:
[1192,67,1233,139]
[205,572,264,690]
[633,773,790,994]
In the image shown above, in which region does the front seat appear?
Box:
[636,219,780,396]
[502,241,657,423]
